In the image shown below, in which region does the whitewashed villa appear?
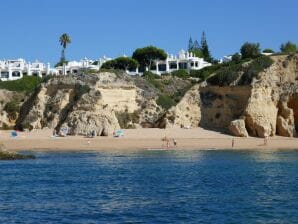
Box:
[0,59,58,81]
[0,50,212,81]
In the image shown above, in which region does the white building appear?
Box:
[128,50,211,75]
[55,57,107,75]
[0,59,57,81]
[0,50,212,81]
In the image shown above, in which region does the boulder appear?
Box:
[276,102,295,137]
[276,116,295,137]
[229,119,248,137]
[244,87,278,137]
[64,110,119,136]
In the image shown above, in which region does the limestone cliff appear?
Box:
[163,54,298,138]
[15,72,164,135]
[4,54,298,138]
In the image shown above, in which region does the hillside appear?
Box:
[0,54,297,138]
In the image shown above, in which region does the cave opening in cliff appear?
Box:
[288,94,298,135]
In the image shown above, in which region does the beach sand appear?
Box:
[1,127,298,152]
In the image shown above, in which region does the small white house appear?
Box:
[127,50,212,75]
[0,59,56,81]
[55,57,109,75]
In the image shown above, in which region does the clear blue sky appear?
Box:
[0,0,297,64]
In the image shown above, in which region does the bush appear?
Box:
[207,63,242,86]
[171,69,189,79]
[232,53,242,62]
[240,42,261,59]
[4,100,20,120]
[156,94,176,109]
[239,56,273,85]
[189,63,227,81]
[280,41,297,53]
[0,76,42,92]
[142,71,163,90]
[263,48,275,53]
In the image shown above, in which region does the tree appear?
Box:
[231,53,242,62]
[59,33,71,63]
[262,48,275,53]
[101,57,138,70]
[200,31,212,62]
[132,46,167,70]
[193,40,200,50]
[188,37,193,51]
[280,41,297,53]
[190,49,204,58]
[240,42,261,59]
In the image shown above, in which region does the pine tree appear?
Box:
[193,40,200,50]
[200,31,212,62]
[188,37,194,51]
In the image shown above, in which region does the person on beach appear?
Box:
[173,138,177,147]
[232,138,235,148]
[264,136,268,146]
[166,138,170,148]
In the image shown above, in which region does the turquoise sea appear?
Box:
[0,150,298,223]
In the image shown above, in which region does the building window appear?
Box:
[169,62,177,69]
[1,72,9,78]
[191,62,194,67]
[195,62,198,67]
[178,62,187,69]
[158,64,166,72]
[12,71,21,77]
[32,72,39,77]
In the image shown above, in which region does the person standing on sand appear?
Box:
[232,138,235,148]
[166,138,170,148]
[173,139,177,147]
[264,136,268,146]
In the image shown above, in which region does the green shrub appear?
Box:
[171,69,189,79]
[142,71,161,79]
[240,42,261,59]
[207,56,273,86]
[232,53,242,62]
[207,63,242,86]
[239,56,273,85]
[189,63,229,81]
[4,100,20,120]
[0,76,42,92]
[156,94,176,109]
[263,48,275,53]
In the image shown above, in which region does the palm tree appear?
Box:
[59,33,71,63]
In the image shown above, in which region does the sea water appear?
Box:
[0,150,298,223]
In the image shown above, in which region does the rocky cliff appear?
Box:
[4,54,298,138]
[164,54,298,137]
[15,72,175,135]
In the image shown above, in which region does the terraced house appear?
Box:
[0,59,57,81]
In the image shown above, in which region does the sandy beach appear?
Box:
[1,127,297,152]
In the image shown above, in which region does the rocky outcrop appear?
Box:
[0,90,24,129]
[229,119,248,137]
[276,96,297,137]
[159,84,201,128]
[244,87,278,137]
[15,72,165,135]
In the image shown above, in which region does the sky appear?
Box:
[0,0,297,64]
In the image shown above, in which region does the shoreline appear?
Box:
[1,128,297,152]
